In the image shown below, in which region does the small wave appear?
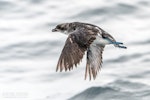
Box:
[105,52,150,63]
[128,70,150,79]
[143,58,150,62]
[69,86,122,100]
[25,0,44,4]
[138,1,150,6]
[0,1,15,11]
[69,3,137,21]
[129,39,150,46]
[0,41,62,60]
[108,80,149,91]
[69,80,150,100]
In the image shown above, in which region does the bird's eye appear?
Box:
[61,27,64,30]
[57,26,61,29]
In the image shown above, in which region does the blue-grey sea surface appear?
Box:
[0,0,150,100]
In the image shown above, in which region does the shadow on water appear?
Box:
[69,80,150,100]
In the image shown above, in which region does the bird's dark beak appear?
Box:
[52,28,58,32]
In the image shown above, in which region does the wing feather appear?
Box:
[57,29,97,72]
[85,44,104,80]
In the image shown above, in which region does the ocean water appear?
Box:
[0,0,150,100]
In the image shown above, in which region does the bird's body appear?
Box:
[52,22,127,80]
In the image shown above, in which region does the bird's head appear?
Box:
[52,22,77,34]
[52,23,69,34]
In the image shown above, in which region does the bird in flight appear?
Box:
[52,22,127,80]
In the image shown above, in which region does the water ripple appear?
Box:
[106,52,150,63]
[70,3,137,20]
[0,1,15,11]
[70,80,150,100]
[0,41,62,60]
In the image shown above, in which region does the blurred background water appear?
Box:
[0,0,150,100]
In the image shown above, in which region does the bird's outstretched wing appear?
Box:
[85,44,104,80]
[56,29,97,72]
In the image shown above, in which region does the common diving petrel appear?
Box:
[52,22,127,80]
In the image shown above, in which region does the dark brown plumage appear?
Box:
[56,28,97,73]
[52,22,127,80]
